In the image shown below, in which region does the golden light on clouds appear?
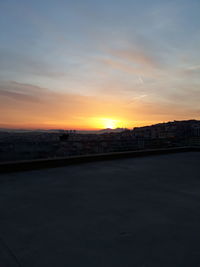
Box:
[0,81,200,131]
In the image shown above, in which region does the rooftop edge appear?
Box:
[0,146,199,174]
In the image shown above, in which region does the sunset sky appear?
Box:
[0,0,200,129]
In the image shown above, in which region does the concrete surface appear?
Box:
[0,152,200,267]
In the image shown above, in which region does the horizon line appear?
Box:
[0,119,199,132]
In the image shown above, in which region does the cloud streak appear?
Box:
[110,47,158,68]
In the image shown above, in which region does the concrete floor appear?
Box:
[0,152,200,267]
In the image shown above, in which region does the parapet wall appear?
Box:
[0,146,199,173]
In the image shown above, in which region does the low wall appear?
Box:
[0,146,199,173]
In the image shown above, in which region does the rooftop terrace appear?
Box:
[0,151,200,266]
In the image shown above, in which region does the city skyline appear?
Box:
[0,0,200,130]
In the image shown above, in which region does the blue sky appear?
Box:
[0,0,200,129]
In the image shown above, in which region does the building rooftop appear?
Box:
[0,151,200,266]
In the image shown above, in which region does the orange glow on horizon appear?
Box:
[90,117,126,129]
[1,81,197,131]
[0,117,132,130]
[0,118,164,131]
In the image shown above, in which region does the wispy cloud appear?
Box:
[0,89,40,103]
[97,43,164,80]
[0,50,68,78]
[99,57,158,78]
[109,47,158,69]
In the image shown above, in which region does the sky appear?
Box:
[0,0,200,129]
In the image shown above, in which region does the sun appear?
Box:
[89,117,125,130]
[101,118,118,129]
